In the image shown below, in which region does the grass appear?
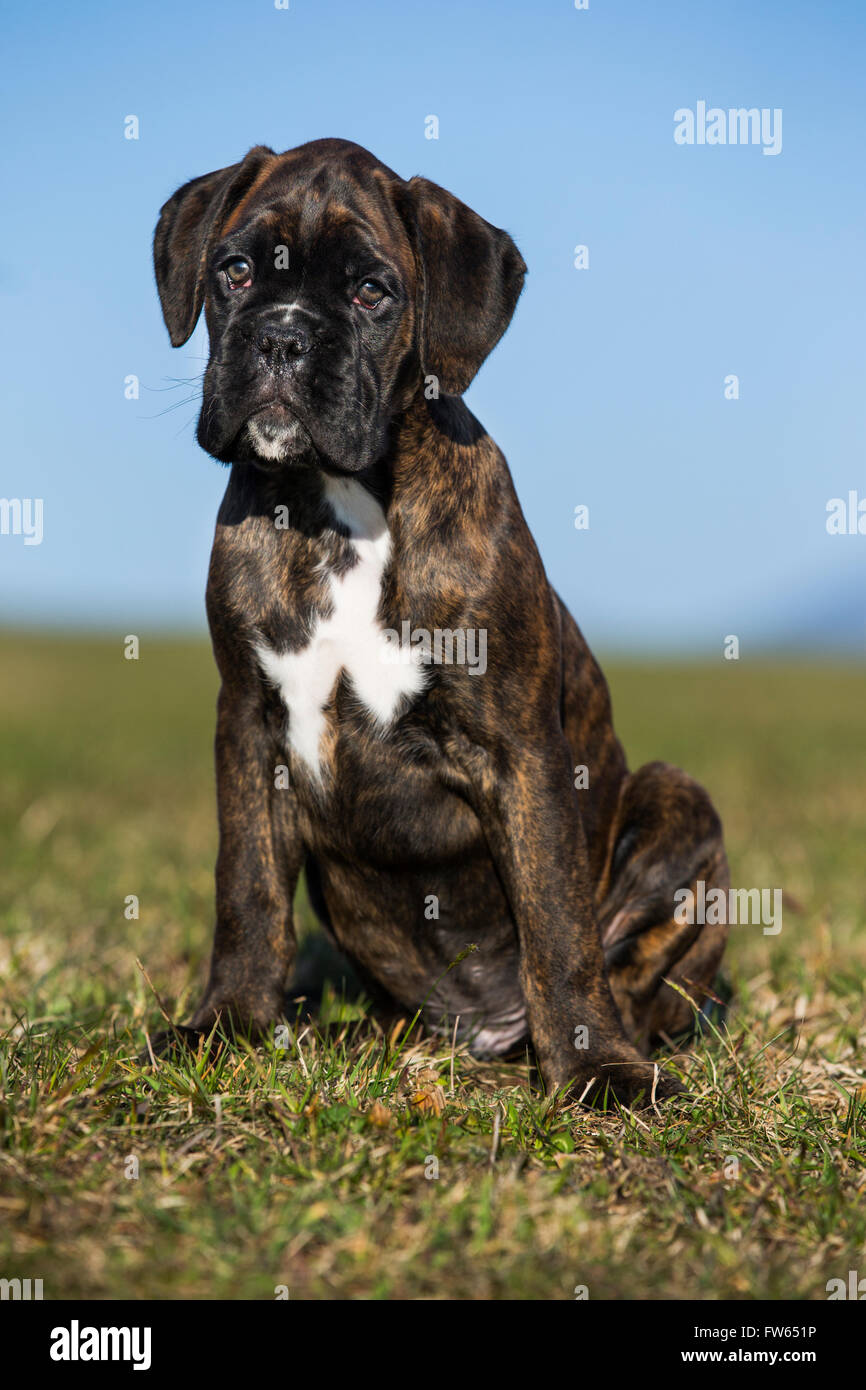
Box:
[1,631,865,1300]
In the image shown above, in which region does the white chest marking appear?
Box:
[254,476,426,779]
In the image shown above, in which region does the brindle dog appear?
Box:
[152,138,728,1105]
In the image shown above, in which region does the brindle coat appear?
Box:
[152,139,729,1105]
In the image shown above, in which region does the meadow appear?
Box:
[1,632,864,1300]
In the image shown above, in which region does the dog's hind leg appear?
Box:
[595,760,730,1054]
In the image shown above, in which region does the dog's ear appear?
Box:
[395,176,526,396]
[153,145,276,347]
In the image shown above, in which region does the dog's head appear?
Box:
[153,139,526,473]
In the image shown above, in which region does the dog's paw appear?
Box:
[139,1023,220,1066]
[570,1059,687,1111]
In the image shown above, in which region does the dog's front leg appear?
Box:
[466,723,682,1105]
[187,682,303,1041]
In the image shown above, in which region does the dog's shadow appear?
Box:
[284,928,376,1030]
[283,927,530,1074]
[284,922,731,1066]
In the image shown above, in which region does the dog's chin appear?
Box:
[244,406,313,467]
[202,400,383,475]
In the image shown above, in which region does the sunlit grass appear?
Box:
[1,633,864,1299]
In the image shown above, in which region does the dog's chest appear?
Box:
[254,477,425,779]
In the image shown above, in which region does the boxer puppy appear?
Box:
[151,138,729,1104]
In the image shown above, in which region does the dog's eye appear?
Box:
[352,279,386,309]
[224,259,253,289]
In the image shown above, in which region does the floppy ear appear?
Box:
[396,176,526,396]
[153,145,276,346]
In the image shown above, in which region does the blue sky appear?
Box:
[2,0,865,653]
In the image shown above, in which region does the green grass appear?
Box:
[1,632,865,1299]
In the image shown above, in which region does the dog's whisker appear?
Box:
[140,394,201,421]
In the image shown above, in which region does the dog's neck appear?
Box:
[222,389,494,537]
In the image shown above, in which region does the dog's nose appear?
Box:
[255,321,312,363]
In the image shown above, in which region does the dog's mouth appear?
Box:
[244,401,313,464]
